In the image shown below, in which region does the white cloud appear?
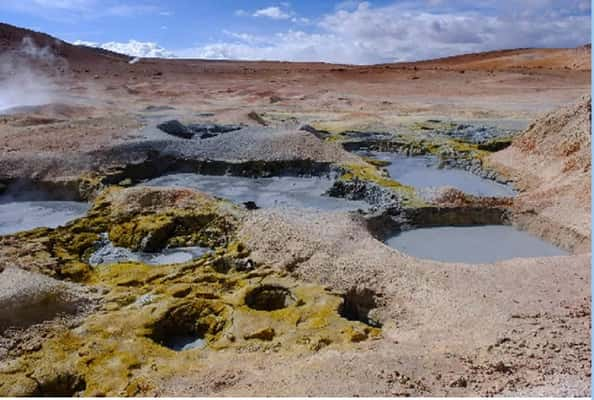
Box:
[74,40,175,58]
[253,6,290,19]
[180,1,591,64]
[65,1,591,64]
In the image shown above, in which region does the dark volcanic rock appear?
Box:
[187,123,243,139]
[156,121,243,140]
[341,130,392,140]
[300,124,331,140]
[157,120,193,139]
[326,178,401,209]
[437,124,513,144]
[144,105,175,112]
[243,201,259,210]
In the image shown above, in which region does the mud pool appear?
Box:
[89,235,209,266]
[143,173,368,211]
[0,200,89,235]
[384,225,568,264]
[163,336,206,351]
[359,151,515,197]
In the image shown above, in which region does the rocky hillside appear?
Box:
[0,23,128,64]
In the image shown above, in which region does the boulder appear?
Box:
[157,120,193,139]
[187,123,243,139]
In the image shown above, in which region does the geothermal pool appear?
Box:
[165,336,206,351]
[0,200,89,235]
[384,225,568,264]
[359,151,515,197]
[143,173,368,211]
[89,236,210,267]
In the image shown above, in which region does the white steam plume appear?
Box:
[0,37,67,113]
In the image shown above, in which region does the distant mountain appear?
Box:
[0,22,129,65]
[0,22,590,71]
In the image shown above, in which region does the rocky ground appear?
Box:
[0,23,591,396]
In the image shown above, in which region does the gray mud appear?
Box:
[384,225,568,263]
[143,173,368,211]
[0,201,89,235]
[89,234,209,266]
[360,151,515,197]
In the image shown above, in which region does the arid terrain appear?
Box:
[0,23,591,396]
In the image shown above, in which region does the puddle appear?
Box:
[148,302,223,351]
[384,225,568,264]
[143,173,368,211]
[165,336,206,351]
[358,151,515,197]
[89,234,209,266]
[0,200,89,235]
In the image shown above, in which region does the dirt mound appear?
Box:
[489,95,591,252]
[515,95,591,173]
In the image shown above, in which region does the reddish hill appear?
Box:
[0,22,129,65]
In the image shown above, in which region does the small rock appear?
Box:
[118,178,133,187]
[236,258,255,271]
[299,124,330,140]
[144,105,175,112]
[157,120,193,139]
[449,376,467,388]
[243,201,259,210]
[492,361,512,373]
[244,327,275,341]
[187,123,243,139]
[247,111,267,126]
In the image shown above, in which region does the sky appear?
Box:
[0,0,591,64]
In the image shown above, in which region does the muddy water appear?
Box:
[0,201,89,235]
[89,235,209,266]
[166,336,206,351]
[385,225,568,264]
[143,173,368,211]
[359,151,515,197]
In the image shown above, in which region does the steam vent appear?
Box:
[0,19,591,397]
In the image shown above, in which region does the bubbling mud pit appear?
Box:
[356,150,515,197]
[369,203,570,263]
[384,225,568,264]
[339,137,568,263]
[142,173,369,211]
[0,186,89,235]
[89,233,210,267]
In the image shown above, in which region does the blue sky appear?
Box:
[0,1,591,64]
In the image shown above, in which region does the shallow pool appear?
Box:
[384,225,568,264]
[164,335,206,351]
[143,173,368,211]
[0,201,89,235]
[359,151,515,197]
[89,235,209,266]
